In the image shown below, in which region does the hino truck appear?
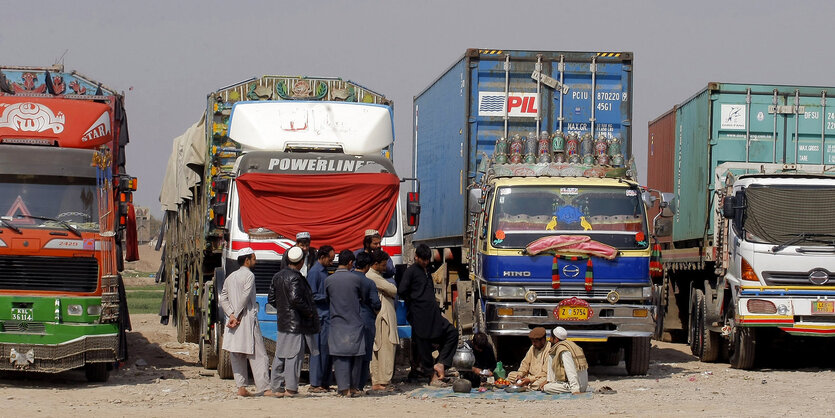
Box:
[648,83,835,369]
[413,49,655,375]
[159,75,420,378]
[0,65,138,381]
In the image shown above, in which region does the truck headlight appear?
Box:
[87,305,102,316]
[777,304,789,316]
[67,304,83,316]
[484,285,525,299]
[642,286,652,299]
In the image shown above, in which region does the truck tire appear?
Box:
[217,329,233,379]
[200,324,219,370]
[698,290,720,362]
[625,337,650,375]
[729,326,756,370]
[652,281,666,340]
[688,289,703,357]
[85,363,110,382]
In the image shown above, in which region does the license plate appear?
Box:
[812,300,835,314]
[557,306,589,321]
[11,308,33,321]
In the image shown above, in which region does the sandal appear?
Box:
[308,386,328,394]
[429,379,449,388]
[596,386,617,394]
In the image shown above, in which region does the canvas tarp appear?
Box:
[159,114,206,211]
[234,172,399,251]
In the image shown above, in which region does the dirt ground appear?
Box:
[1,313,833,417]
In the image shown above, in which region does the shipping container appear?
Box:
[648,83,835,244]
[413,49,633,247]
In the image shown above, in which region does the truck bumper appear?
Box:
[0,332,119,372]
[485,301,654,342]
[738,288,835,336]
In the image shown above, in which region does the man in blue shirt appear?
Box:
[306,245,335,393]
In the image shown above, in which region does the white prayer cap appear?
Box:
[365,229,379,237]
[238,247,254,257]
[552,326,567,340]
[287,246,304,263]
[296,232,311,240]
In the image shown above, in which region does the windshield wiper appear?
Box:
[13,214,82,238]
[0,216,23,234]
[772,233,835,253]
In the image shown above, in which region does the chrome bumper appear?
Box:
[485,301,655,341]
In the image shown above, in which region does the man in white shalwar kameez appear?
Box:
[542,327,589,395]
[219,247,273,397]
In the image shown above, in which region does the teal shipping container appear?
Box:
[648,82,835,244]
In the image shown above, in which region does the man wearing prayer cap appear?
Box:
[219,247,274,397]
[280,232,317,277]
[268,246,320,397]
[542,327,588,394]
[507,327,551,390]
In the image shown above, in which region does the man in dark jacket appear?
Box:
[307,245,335,393]
[354,229,395,279]
[398,244,458,385]
[354,251,381,391]
[280,232,317,276]
[267,246,320,397]
[326,250,380,396]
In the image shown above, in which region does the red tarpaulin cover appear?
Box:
[235,172,399,251]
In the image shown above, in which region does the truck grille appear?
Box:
[1,320,46,333]
[763,271,833,286]
[0,256,98,292]
[251,261,282,294]
[532,288,613,299]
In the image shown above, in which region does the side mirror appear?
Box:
[660,192,676,215]
[722,195,735,219]
[407,192,421,227]
[468,188,483,213]
[642,191,657,208]
[654,217,673,237]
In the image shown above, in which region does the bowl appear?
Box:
[504,385,527,393]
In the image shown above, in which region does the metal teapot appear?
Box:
[452,342,476,369]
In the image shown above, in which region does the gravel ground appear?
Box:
[2,313,834,417]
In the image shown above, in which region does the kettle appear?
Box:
[452,342,476,370]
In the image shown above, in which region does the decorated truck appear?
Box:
[648,83,835,369]
[413,49,656,374]
[159,75,420,378]
[0,65,138,381]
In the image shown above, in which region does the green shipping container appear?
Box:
[649,82,835,243]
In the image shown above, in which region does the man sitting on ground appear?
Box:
[542,327,588,394]
[507,327,551,390]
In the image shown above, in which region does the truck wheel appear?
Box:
[200,324,219,370]
[217,329,233,379]
[652,282,666,340]
[601,348,621,366]
[85,363,110,382]
[729,326,756,370]
[698,290,720,362]
[688,289,703,356]
[625,337,650,375]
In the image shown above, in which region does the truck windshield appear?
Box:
[0,175,99,231]
[491,185,648,249]
[744,185,835,245]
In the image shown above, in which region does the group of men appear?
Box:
[218,230,458,397]
[219,229,586,397]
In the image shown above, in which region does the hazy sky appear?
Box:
[3,0,834,212]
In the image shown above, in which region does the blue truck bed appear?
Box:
[413,49,634,246]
